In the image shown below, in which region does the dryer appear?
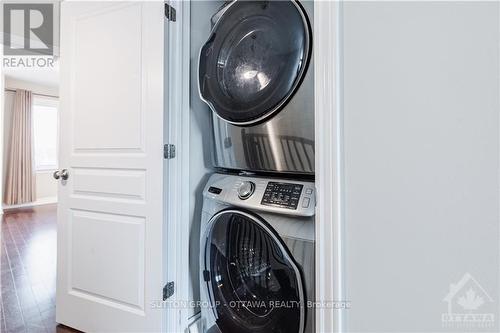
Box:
[199,173,315,333]
[198,0,314,175]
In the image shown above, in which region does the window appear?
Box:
[33,97,58,171]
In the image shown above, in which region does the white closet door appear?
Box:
[56,2,165,331]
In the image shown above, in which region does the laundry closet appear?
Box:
[183,1,316,332]
[55,1,328,332]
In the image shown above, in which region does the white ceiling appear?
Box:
[4,60,59,88]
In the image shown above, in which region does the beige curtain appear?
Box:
[4,89,36,205]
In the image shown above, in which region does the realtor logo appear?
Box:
[3,3,54,55]
[442,273,495,329]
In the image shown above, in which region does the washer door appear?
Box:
[198,1,311,126]
[203,210,305,333]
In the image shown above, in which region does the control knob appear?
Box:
[237,181,255,200]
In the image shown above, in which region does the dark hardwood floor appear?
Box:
[1,204,78,333]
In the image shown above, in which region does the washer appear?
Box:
[198,0,315,175]
[199,173,315,333]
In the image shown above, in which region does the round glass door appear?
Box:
[198,1,312,125]
[203,210,305,333]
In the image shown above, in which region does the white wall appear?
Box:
[343,2,499,332]
[3,77,59,206]
[5,76,58,96]
[35,170,57,199]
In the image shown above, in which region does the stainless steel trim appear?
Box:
[202,209,306,333]
[198,0,312,126]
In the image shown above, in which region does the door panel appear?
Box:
[70,210,145,309]
[72,168,146,201]
[57,2,165,332]
[72,4,143,151]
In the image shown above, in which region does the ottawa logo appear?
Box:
[442,273,495,329]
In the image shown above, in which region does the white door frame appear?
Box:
[165,1,345,332]
[164,0,191,332]
[313,1,345,332]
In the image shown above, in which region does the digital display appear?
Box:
[261,182,303,209]
[208,186,222,194]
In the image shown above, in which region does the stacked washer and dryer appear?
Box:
[197,1,315,332]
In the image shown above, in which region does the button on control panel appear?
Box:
[261,182,304,210]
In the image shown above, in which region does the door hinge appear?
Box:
[164,144,176,159]
[203,270,210,282]
[165,3,176,22]
[163,281,175,300]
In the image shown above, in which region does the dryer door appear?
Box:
[198,1,311,126]
[202,210,305,333]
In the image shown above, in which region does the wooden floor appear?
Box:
[1,204,78,333]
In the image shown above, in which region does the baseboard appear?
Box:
[3,196,57,210]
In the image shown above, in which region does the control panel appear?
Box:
[203,173,315,217]
[261,182,303,209]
